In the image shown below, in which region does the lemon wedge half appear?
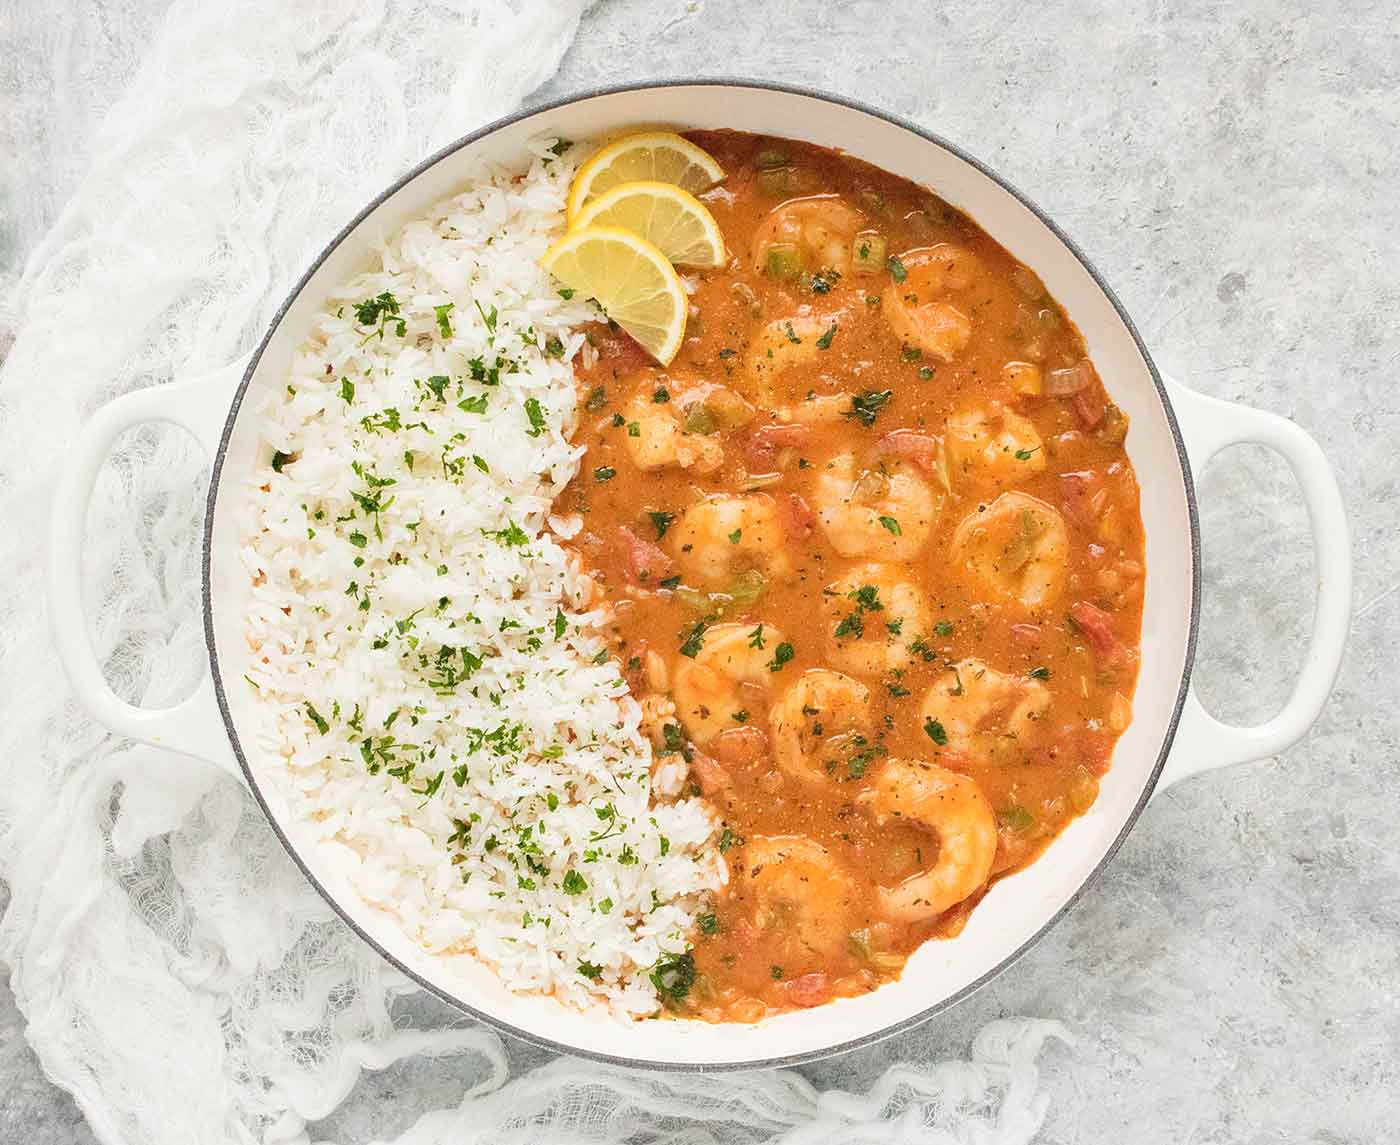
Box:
[540,225,688,365]
[567,132,724,223]
[571,180,726,268]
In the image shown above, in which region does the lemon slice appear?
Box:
[571,181,726,268]
[540,225,688,364]
[567,132,724,223]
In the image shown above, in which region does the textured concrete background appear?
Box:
[4,1,1398,1141]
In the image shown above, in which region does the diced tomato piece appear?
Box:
[1072,386,1107,430]
[1009,623,1042,649]
[615,526,672,585]
[743,422,810,468]
[1070,600,1126,667]
[874,429,940,470]
[688,751,733,796]
[586,322,652,375]
[786,972,832,1008]
[782,492,818,540]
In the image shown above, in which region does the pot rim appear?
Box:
[202,76,1201,1071]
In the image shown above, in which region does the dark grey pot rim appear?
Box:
[203,76,1200,1073]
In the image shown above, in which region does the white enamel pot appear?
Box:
[47,81,1352,1070]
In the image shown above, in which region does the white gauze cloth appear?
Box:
[0,2,1071,1143]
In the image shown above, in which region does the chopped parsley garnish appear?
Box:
[553,607,567,641]
[770,965,784,980]
[648,510,676,539]
[924,717,949,745]
[901,345,922,362]
[338,377,355,404]
[816,322,838,350]
[727,528,742,544]
[718,347,738,359]
[458,394,488,414]
[474,298,498,334]
[934,620,954,637]
[594,466,616,482]
[886,255,907,283]
[492,521,529,547]
[679,617,712,659]
[652,386,670,403]
[434,302,454,338]
[784,321,802,344]
[353,291,406,339]
[697,912,719,935]
[878,515,902,535]
[561,870,588,895]
[919,366,934,381]
[585,386,607,411]
[718,827,743,852]
[523,396,547,436]
[810,269,841,294]
[843,389,893,427]
[348,531,368,548]
[304,703,330,735]
[578,960,603,979]
[748,624,766,649]
[1029,665,1051,680]
[649,951,696,1007]
[1014,447,1040,460]
[271,450,293,473]
[766,642,795,672]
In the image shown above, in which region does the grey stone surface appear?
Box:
[4,0,1398,1141]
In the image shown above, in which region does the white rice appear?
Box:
[239,138,724,1017]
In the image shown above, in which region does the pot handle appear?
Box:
[1155,377,1351,792]
[48,370,242,779]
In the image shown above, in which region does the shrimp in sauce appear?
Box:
[556,131,1144,1020]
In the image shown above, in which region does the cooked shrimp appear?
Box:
[621,376,752,475]
[945,401,1046,487]
[769,668,873,783]
[859,758,997,922]
[671,621,780,744]
[668,493,793,590]
[882,244,982,361]
[812,452,938,560]
[823,563,931,677]
[750,195,865,276]
[920,657,1050,765]
[734,835,860,957]
[744,311,842,405]
[950,492,1068,611]
[622,383,723,474]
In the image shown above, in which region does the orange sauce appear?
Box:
[556,131,1144,1020]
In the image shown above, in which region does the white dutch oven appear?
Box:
[48,82,1352,1070]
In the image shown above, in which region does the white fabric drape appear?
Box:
[0,3,1068,1142]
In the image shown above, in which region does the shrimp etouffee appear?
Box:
[555,131,1144,1021]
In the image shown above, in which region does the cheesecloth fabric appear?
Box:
[0,2,1070,1142]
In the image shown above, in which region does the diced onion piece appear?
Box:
[674,586,712,612]
[1002,361,1043,395]
[1045,360,1094,396]
[725,569,766,609]
[851,230,887,275]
